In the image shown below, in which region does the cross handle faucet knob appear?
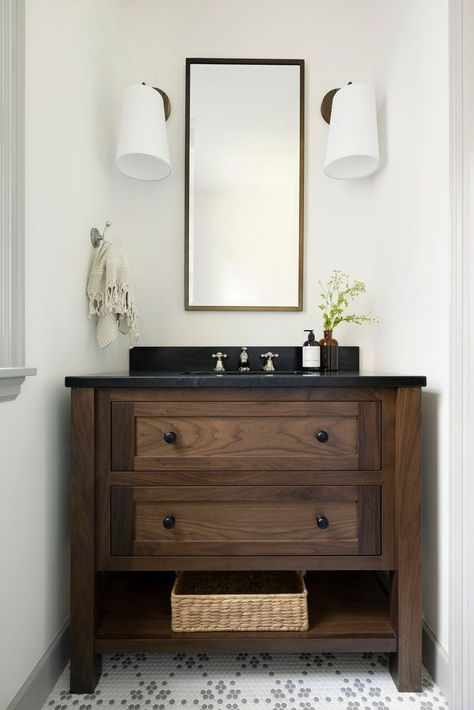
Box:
[212,351,228,372]
[260,351,279,372]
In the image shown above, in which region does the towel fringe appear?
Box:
[88,281,139,348]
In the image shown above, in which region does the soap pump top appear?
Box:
[304,329,316,344]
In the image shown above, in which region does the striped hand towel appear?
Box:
[87,240,139,349]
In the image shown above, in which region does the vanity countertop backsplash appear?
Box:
[65,346,426,389]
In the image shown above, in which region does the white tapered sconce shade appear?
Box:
[323,83,379,180]
[115,83,171,181]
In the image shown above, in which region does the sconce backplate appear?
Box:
[141,82,171,120]
[154,88,171,121]
[321,88,340,124]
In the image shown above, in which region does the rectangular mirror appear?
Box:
[185,59,304,311]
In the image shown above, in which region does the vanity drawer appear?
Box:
[110,400,381,471]
[109,485,381,557]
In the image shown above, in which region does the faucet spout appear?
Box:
[238,347,250,372]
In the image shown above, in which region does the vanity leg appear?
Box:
[70,388,102,693]
[389,388,422,692]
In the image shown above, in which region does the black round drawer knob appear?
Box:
[163,514,176,529]
[163,431,177,444]
[316,514,329,529]
[316,430,329,443]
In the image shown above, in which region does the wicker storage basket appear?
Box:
[171,571,308,632]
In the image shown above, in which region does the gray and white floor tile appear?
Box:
[43,652,448,710]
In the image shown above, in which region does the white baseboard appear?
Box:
[6,621,70,710]
[422,621,450,703]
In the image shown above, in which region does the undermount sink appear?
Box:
[160,370,313,376]
[210,370,308,375]
[129,370,315,377]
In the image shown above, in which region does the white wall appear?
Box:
[0,1,449,705]
[366,3,451,651]
[108,0,382,355]
[108,0,450,649]
[0,2,127,706]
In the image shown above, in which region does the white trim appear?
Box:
[5,621,69,710]
[423,622,450,701]
[0,366,37,400]
[449,0,474,708]
[0,0,26,366]
[0,0,34,400]
[449,1,464,706]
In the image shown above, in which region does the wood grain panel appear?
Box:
[133,540,360,556]
[379,389,396,568]
[103,554,392,572]
[134,454,360,472]
[134,401,360,417]
[358,401,382,470]
[111,402,135,471]
[97,390,113,581]
[136,415,357,458]
[109,387,385,402]
[110,487,134,556]
[70,388,102,692]
[110,397,382,472]
[135,502,357,542]
[390,387,422,691]
[109,470,385,487]
[131,485,359,502]
[95,637,395,653]
[358,486,381,555]
[110,485,381,558]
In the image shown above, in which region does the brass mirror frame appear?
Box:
[184,58,305,311]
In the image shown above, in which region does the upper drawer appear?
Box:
[110,400,381,471]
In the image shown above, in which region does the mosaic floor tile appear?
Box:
[43,652,448,710]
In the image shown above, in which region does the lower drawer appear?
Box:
[110,485,381,557]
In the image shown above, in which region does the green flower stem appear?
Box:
[318,270,378,332]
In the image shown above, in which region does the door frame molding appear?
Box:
[449,0,474,707]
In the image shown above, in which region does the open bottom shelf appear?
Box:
[95,571,396,653]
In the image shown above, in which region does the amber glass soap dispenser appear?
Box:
[302,330,320,372]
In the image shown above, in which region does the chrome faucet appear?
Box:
[261,351,279,372]
[212,351,228,372]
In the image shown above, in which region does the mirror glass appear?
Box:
[185,59,304,311]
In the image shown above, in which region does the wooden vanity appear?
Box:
[66,362,425,694]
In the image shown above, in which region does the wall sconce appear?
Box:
[321,82,379,179]
[115,83,171,181]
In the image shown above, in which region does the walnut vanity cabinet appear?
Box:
[67,380,424,695]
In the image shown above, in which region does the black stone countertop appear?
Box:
[65,346,426,388]
[65,370,427,388]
